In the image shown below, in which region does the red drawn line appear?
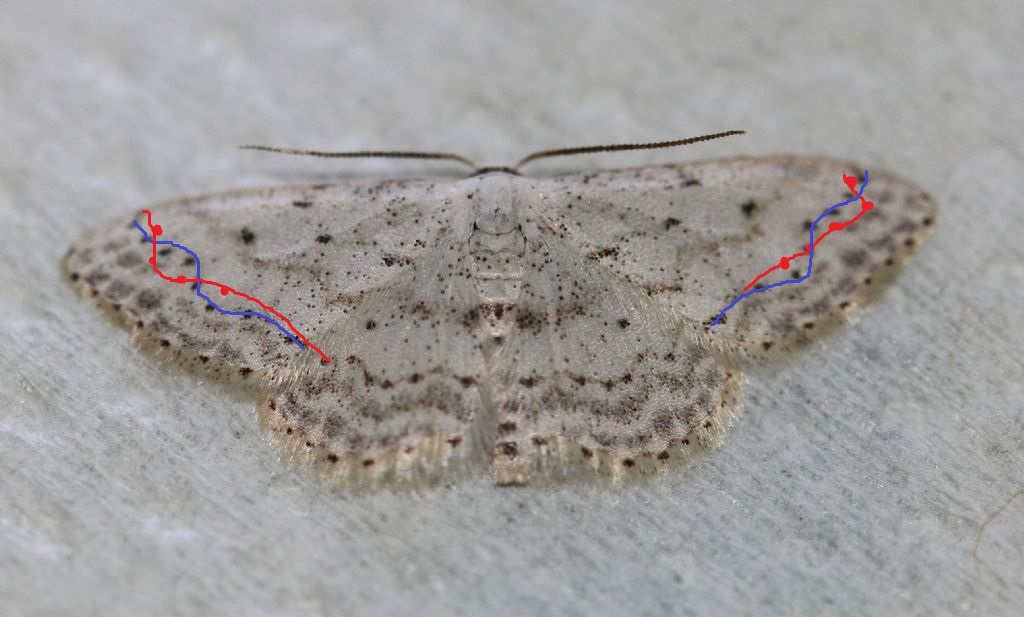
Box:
[142,210,332,363]
[743,174,874,292]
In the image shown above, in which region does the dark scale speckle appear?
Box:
[292,200,312,208]
[316,234,332,244]
[740,200,757,217]
[240,228,255,244]
[617,318,630,328]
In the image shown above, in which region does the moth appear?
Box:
[63,132,937,487]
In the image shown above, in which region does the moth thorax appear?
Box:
[470,230,525,304]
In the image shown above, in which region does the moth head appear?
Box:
[468,171,523,234]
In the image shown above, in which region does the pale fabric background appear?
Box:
[2,2,1022,616]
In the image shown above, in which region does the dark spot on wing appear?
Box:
[292,200,312,208]
[663,217,681,230]
[587,246,619,259]
[316,234,332,244]
[842,249,868,268]
[741,200,757,217]
[240,228,255,244]
[135,289,162,309]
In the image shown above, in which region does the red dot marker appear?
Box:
[175,275,186,283]
[148,257,155,265]
[863,200,874,210]
[829,221,845,232]
[779,257,790,269]
[843,174,858,192]
[152,224,163,237]
[220,287,229,296]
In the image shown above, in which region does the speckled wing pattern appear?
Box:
[63,155,936,487]
[63,178,456,389]
[482,156,935,484]
[488,225,742,485]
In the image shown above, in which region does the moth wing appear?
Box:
[489,225,742,485]
[531,155,937,357]
[63,179,458,388]
[260,236,489,486]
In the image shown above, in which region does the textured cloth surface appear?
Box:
[1,2,1022,616]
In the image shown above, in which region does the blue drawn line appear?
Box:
[133,220,304,348]
[710,171,869,326]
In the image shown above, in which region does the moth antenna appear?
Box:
[512,130,747,170]
[240,145,479,170]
